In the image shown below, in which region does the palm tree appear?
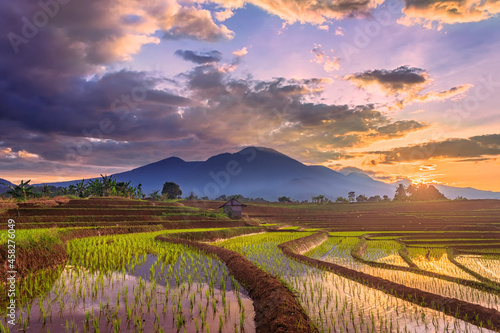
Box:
[1,180,35,201]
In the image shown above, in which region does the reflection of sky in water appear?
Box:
[227,233,495,333]
[3,253,255,333]
[310,237,500,311]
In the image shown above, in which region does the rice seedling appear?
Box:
[215,232,496,333]
[2,229,255,332]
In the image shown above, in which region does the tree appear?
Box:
[278,196,291,203]
[1,180,35,201]
[312,195,324,203]
[368,195,381,202]
[100,174,116,197]
[382,195,390,201]
[87,179,103,197]
[335,196,349,203]
[134,184,145,199]
[41,184,52,197]
[356,195,367,202]
[215,194,227,201]
[75,179,88,198]
[186,192,198,200]
[348,191,355,202]
[162,182,182,199]
[408,184,447,201]
[393,184,408,201]
[149,190,162,201]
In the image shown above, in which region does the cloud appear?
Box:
[336,166,404,182]
[162,7,234,41]
[174,50,222,64]
[371,134,500,164]
[232,47,248,57]
[399,0,500,29]
[310,44,325,63]
[345,66,472,108]
[345,66,429,94]
[214,8,235,21]
[310,44,340,72]
[335,27,345,36]
[245,0,385,25]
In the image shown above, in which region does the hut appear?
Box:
[219,198,247,219]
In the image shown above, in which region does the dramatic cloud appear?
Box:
[345,66,472,108]
[371,134,500,164]
[244,0,385,24]
[345,66,429,94]
[174,50,222,64]
[399,0,500,29]
[0,54,429,177]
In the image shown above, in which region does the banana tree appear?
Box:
[75,179,88,198]
[100,174,116,197]
[1,180,35,201]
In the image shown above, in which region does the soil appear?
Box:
[156,235,318,333]
[191,200,500,232]
[279,232,500,332]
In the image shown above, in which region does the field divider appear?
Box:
[447,247,500,288]
[350,238,500,295]
[156,232,319,333]
[279,231,500,332]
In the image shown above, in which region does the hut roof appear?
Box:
[219,198,247,208]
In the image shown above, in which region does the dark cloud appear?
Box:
[371,134,500,164]
[345,66,428,93]
[174,50,222,64]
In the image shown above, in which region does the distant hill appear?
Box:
[38,147,500,201]
[0,178,14,194]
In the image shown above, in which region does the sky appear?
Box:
[1,0,500,191]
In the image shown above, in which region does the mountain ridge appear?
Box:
[8,146,499,200]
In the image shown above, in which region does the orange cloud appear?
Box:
[399,0,500,29]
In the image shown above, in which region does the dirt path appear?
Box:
[156,235,318,333]
[279,232,500,332]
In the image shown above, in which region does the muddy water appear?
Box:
[2,253,255,332]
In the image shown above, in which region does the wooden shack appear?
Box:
[219,198,247,219]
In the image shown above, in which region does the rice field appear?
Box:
[455,254,500,284]
[306,237,500,311]
[407,247,479,281]
[214,232,494,333]
[2,230,255,333]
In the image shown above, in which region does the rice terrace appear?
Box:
[1,194,500,332]
[2,0,500,331]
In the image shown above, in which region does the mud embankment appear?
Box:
[156,235,318,333]
[279,232,500,332]
[168,226,265,242]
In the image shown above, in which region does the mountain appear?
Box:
[38,147,500,201]
[105,146,395,200]
[0,178,14,194]
[435,185,500,200]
